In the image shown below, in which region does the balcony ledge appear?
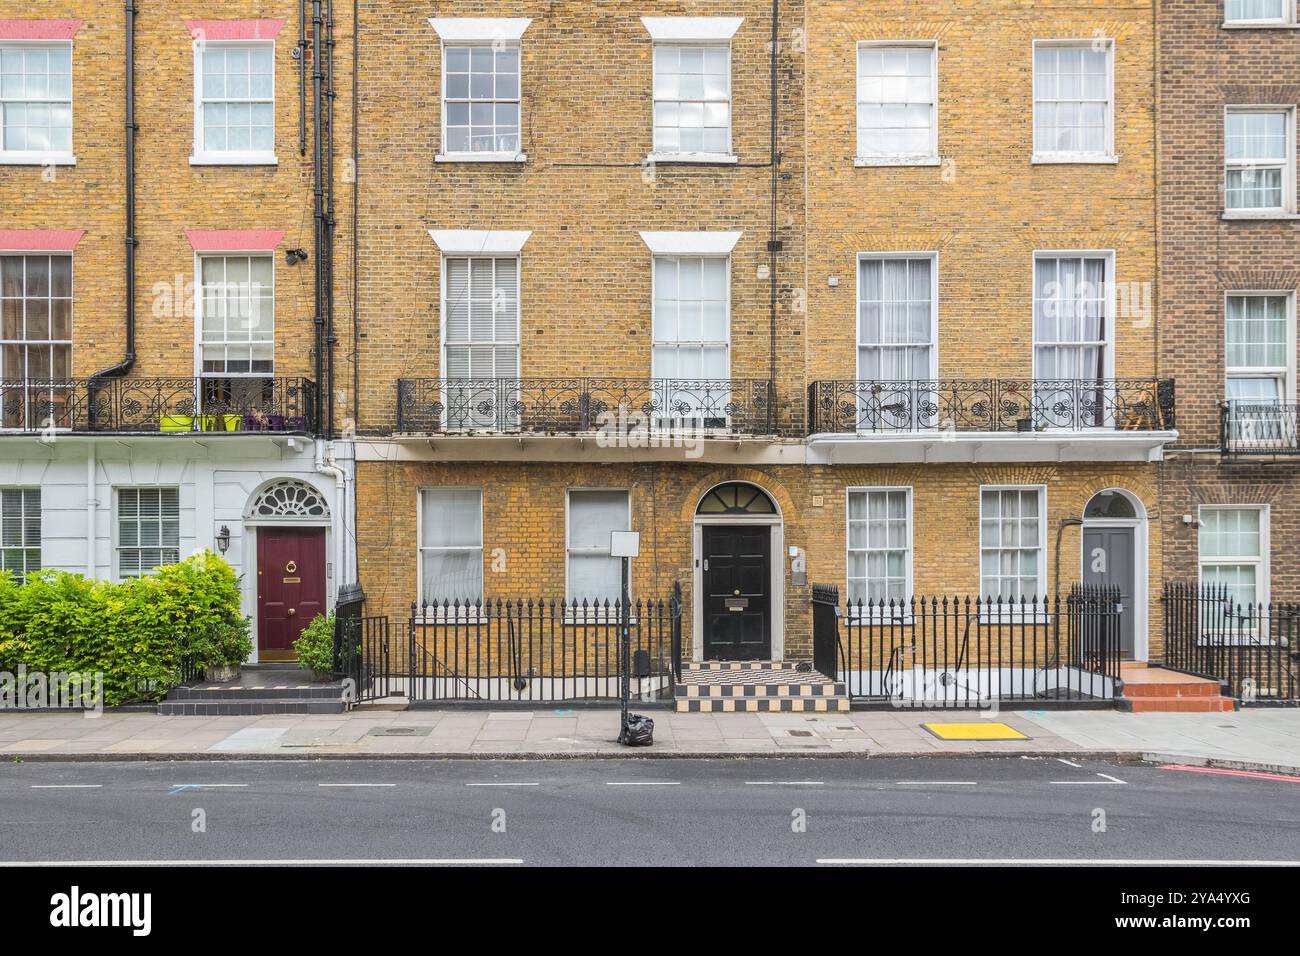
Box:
[806,429,1179,465]
[360,432,802,466]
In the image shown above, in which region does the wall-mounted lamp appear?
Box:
[215,525,231,554]
[286,248,310,266]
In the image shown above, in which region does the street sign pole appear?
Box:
[610,531,640,745]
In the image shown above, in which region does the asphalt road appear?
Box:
[1,757,1298,866]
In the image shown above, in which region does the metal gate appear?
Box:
[336,614,393,705]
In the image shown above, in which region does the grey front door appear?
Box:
[1082,526,1136,658]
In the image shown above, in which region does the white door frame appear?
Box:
[244,519,334,664]
[1080,489,1149,662]
[692,515,784,663]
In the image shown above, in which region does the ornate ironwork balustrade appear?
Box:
[396,378,776,436]
[808,378,1175,435]
[0,377,317,434]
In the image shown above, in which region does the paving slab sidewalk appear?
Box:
[0,706,1297,772]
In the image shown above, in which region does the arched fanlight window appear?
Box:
[248,480,330,519]
[1084,490,1138,520]
[696,482,777,516]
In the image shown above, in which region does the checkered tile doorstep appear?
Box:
[675,661,850,713]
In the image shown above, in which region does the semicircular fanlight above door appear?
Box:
[247,480,330,520]
[696,482,777,516]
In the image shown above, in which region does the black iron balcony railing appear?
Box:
[0,377,317,435]
[1220,401,1300,457]
[808,378,1175,435]
[396,378,776,436]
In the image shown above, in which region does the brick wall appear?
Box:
[351,0,807,435]
[1157,0,1300,594]
[0,2,326,383]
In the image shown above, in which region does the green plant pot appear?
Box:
[160,415,195,432]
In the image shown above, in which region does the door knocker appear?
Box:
[285,560,298,574]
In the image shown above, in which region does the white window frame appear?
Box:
[114,486,181,581]
[1223,290,1297,447]
[431,18,530,164]
[855,251,940,381]
[846,486,914,620]
[643,17,742,165]
[0,250,75,432]
[1223,106,1298,218]
[1223,0,1298,27]
[190,39,277,166]
[979,485,1048,609]
[854,41,940,167]
[1031,249,1117,430]
[0,487,41,580]
[1198,505,1271,642]
[438,253,522,432]
[193,251,276,378]
[650,252,733,390]
[1031,39,1117,165]
[0,39,76,166]
[565,488,632,609]
[416,487,485,618]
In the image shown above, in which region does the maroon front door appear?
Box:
[257,527,327,661]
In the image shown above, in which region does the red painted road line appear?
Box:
[1159,764,1300,783]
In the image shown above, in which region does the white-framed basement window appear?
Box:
[191,41,276,165]
[0,487,41,580]
[855,42,938,166]
[430,18,531,163]
[979,486,1047,604]
[566,489,631,606]
[1224,292,1297,446]
[0,41,74,166]
[1199,506,1269,612]
[116,488,180,580]
[1224,107,1296,217]
[418,487,484,608]
[847,487,912,616]
[643,17,743,164]
[1032,39,1115,163]
[1224,0,1298,27]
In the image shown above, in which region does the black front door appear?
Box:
[702,525,771,660]
[1082,526,1137,658]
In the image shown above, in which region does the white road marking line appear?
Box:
[605,781,680,787]
[318,783,397,788]
[896,781,977,786]
[465,782,540,788]
[1050,773,1126,786]
[1097,773,1127,784]
[817,858,1296,867]
[30,785,102,789]
[745,781,824,786]
[0,859,524,867]
[1056,758,1083,768]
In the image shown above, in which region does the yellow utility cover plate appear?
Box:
[922,722,1028,741]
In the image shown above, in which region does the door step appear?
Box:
[1118,665,1236,713]
[676,661,849,713]
[159,674,349,715]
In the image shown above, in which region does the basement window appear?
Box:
[0,42,75,166]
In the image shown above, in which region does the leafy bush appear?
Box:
[0,551,247,705]
[293,612,336,675]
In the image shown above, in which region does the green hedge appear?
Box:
[0,551,248,706]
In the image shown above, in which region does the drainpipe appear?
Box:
[311,0,325,435]
[85,445,97,578]
[324,0,338,438]
[92,0,138,382]
[766,0,780,430]
[1055,517,1085,598]
[315,444,348,588]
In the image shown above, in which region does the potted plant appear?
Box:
[293,612,336,682]
[193,616,253,682]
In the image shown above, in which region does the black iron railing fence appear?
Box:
[811,585,1122,705]
[396,378,776,436]
[808,378,1175,434]
[1163,582,1300,702]
[1220,401,1300,457]
[0,377,317,434]
[406,590,683,704]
